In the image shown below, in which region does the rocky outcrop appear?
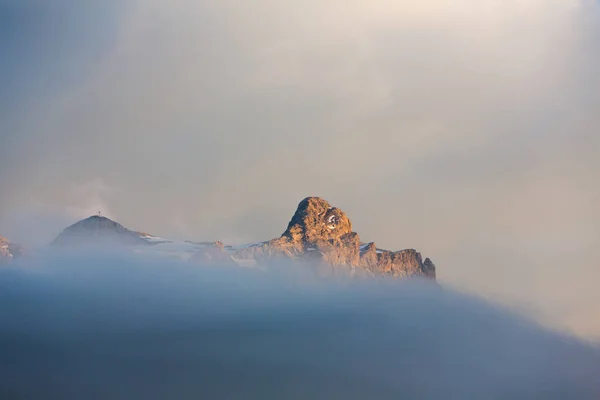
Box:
[51,216,149,247]
[360,244,436,279]
[232,197,436,280]
[0,236,24,264]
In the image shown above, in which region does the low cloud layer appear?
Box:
[1,255,599,399]
[1,1,599,339]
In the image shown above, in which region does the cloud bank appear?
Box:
[1,256,599,399]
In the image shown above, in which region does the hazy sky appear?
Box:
[1,1,599,338]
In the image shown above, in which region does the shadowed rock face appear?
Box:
[0,236,24,264]
[234,197,436,280]
[51,216,148,247]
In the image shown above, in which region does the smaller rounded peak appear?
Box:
[51,215,146,246]
[70,215,123,230]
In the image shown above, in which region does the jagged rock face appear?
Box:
[360,245,436,279]
[282,197,353,243]
[51,216,148,247]
[232,197,436,280]
[422,258,436,279]
[0,236,24,264]
[243,198,360,270]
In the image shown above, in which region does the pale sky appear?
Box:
[1,1,599,339]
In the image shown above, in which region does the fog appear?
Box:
[1,253,599,399]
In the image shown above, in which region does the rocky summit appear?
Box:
[232,197,436,279]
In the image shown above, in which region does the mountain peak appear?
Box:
[234,197,436,279]
[51,215,147,247]
[283,197,353,244]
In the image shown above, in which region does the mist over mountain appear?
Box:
[2,202,599,398]
[1,258,598,399]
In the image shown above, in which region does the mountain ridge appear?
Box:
[5,197,436,280]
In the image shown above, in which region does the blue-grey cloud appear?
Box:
[1,256,599,399]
